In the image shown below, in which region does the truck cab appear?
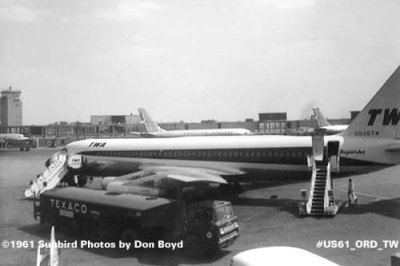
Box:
[183,200,239,258]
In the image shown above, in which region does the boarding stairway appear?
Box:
[309,162,327,215]
[304,135,339,217]
[23,152,83,199]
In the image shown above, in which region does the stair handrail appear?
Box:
[323,160,331,213]
[306,158,317,214]
[23,151,69,199]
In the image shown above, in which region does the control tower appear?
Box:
[0,86,23,127]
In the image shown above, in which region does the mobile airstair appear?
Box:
[23,151,73,199]
[305,135,339,217]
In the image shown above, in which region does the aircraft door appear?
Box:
[327,141,339,157]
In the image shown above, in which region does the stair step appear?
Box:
[312,200,324,203]
[312,202,323,205]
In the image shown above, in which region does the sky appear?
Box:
[1,0,400,125]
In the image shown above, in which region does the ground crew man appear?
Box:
[348,179,357,205]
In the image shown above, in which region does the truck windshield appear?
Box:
[213,204,234,222]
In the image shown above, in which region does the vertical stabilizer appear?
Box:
[313,107,332,127]
[49,226,59,266]
[342,66,400,138]
[138,108,166,133]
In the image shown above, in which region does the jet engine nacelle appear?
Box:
[101,177,117,190]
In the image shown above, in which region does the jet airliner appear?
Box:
[63,66,400,181]
[138,108,252,137]
[313,107,349,134]
[23,65,400,198]
[0,133,30,150]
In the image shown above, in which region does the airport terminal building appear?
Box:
[0,112,353,148]
[0,87,355,147]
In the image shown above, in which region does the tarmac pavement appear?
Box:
[0,148,399,265]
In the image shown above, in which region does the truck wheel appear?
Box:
[121,228,139,250]
[184,234,208,258]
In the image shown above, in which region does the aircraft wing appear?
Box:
[139,165,244,181]
[111,166,239,184]
[140,167,228,184]
[102,166,236,195]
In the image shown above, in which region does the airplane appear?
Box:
[138,108,252,137]
[313,107,349,134]
[0,133,31,150]
[24,65,400,197]
[0,133,28,142]
[230,246,341,266]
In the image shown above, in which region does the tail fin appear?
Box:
[49,226,59,266]
[342,65,400,138]
[36,246,49,266]
[138,108,166,133]
[313,107,332,127]
[36,226,59,266]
